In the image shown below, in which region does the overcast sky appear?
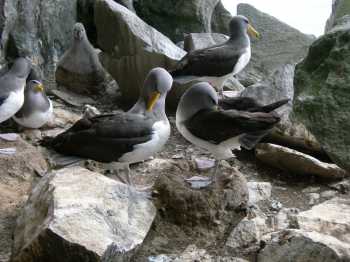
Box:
[222,0,332,36]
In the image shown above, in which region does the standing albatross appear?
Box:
[176,82,288,188]
[44,68,173,190]
[171,15,259,96]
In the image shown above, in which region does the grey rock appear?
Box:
[11,166,156,262]
[183,32,229,52]
[211,1,233,36]
[325,0,350,32]
[237,4,315,86]
[55,23,106,95]
[297,197,350,243]
[95,0,185,103]
[5,0,78,89]
[259,229,350,262]
[293,25,350,172]
[308,193,320,206]
[320,190,337,199]
[134,0,220,43]
[247,182,272,205]
[255,143,348,179]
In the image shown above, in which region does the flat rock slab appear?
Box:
[297,197,350,243]
[259,229,350,262]
[11,166,156,262]
[256,143,348,179]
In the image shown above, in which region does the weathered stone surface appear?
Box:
[237,4,315,86]
[11,166,156,262]
[256,143,348,179]
[297,197,350,243]
[0,137,47,262]
[134,0,220,43]
[56,23,106,95]
[325,0,350,32]
[247,182,272,205]
[259,229,350,262]
[183,32,228,52]
[95,0,185,103]
[154,171,248,233]
[211,1,233,36]
[294,19,350,172]
[3,0,77,89]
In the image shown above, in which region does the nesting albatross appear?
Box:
[176,82,288,188]
[171,15,259,96]
[43,68,173,192]
[13,80,53,129]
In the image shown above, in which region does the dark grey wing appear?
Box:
[185,109,280,144]
[49,112,155,162]
[171,43,245,77]
[0,74,23,106]
[219,97,290,113]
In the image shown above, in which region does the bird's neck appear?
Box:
[229,32,249,46]
[128,96,168,121]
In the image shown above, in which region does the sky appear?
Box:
[222,0,332,36]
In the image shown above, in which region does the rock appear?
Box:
[270,200,283,211]
[95,0,185,103]
[294,19,350,173]
[256,143,348,179]
[308,193,320,206]
[0,137,47,261]
[325,0,350,32]
[301,187,321,194]
[55,23,107,95]
[4,0,77,88]
[247,182,272,205]
[51,87,96,107]
[49,103,81,128]
[11,166,156,262]
[259,229,350,262]
[134,0,220,43]
[237,4,315,86]
[320,190,337,199]
[330,179,350,194]
[211,1,233,35]
[297,197,350,243]
[154,171,248,234]
[183,32,229,52]
[194,157,215,171]
[270,208,299,232]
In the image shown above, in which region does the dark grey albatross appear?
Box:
[176,82,289,188]
[171,15,259,96]
[43,67,173,192]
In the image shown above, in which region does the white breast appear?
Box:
[233,47,251,75]
[118,120,171,164]
[176,114,241,160]
[13,100,53,128]
[0,87,25,123]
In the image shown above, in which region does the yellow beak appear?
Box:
[247,24,260,39]
[35,83,44,92]
[147,92,161,112]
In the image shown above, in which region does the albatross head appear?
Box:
[229,15,260,39]
[73,23,86,41]
[176,82,218,121]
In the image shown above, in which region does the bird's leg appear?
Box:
[211,160,221,189]
[124,163,152,199]
[104,162,127,184]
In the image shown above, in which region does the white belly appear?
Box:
[118,120,171,164]
[176,116,241,160]
[13,100,53,128]
[0,89,25,123]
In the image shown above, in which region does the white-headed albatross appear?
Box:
[176,82,289,188]
[13,80,53,129]
[43,67,173,192]
[171,15,259,96]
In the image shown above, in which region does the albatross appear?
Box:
[43,67,173,192]
[171,15,259,96]
[176,82,289,188]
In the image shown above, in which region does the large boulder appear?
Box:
[211,1,233,36]
[3,0,77,89]
[293,20,350,172]
[134,0,220,43]
[259,229,350,262]
[0,137,48,262]
[237,4,315,86]
[11,167,156,262]
[94,0,185,103]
